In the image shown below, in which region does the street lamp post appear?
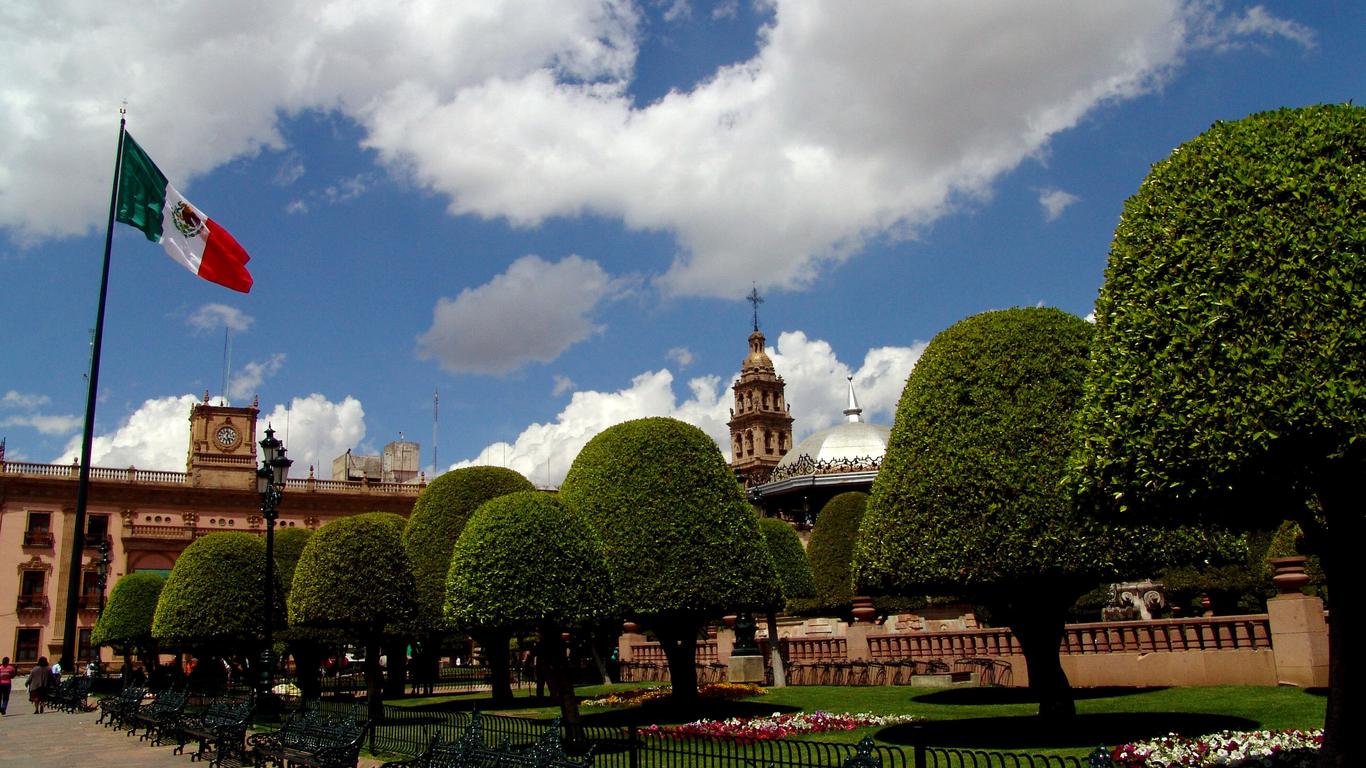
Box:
[256,425,292,700]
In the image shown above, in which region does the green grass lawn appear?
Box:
[390,683,1326,759]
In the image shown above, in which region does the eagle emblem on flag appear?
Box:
[172,200,206,238]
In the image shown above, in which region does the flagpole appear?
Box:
[60,109,126,669]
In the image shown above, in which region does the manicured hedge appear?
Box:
[153,532,273,649]
[559,417,780,618]
[92,572,163,649]
[758,516,816,606]
[445,491,614,631]
[807,492,866,610]
[289,512,415,636]
[404,467,534,630]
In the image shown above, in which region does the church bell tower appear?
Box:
[728,288,793,487]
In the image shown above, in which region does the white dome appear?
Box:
[775,421,891,471]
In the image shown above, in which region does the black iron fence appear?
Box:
[363,708,1088,768]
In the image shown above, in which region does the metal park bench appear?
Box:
[130,687,189,744]
[174,692,255,766]
[247,706,370,768]
[99,684,148,729]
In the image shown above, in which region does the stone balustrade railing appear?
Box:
[2,460,422,495]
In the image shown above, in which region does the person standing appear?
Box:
[25,657,52,714]
[0,657,16,715]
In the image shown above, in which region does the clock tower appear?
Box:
[187,394,260,490]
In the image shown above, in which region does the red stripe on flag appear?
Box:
[200,219,254,293]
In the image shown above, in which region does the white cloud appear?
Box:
[49,392,365,476]
[2,1,1307,295]
[53,394,208,469]
[1192,4,1316,52]
[552,374,575,396]
[417,254,636,374]
[3,390,51,409]
[188,303,255,333]
[229,353,287,402]
[666,346,694,367]
[1038,188,1081,222]
[258,394,368,480]
[448,329,924,486]
[1,413,83,436]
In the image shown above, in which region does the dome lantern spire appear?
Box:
[844,376,864,423]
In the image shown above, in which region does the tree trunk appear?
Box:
[364,637,384,723]
[539,627,580,725]
[1309,481,1360,768]
[383,640,408,699]
[1001,600,1074,720]
[652,621,700,702]
[765,611,786,687]
[478,629,514,706]
[292,641,322,700]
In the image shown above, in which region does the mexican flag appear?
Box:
[115,132,254,293]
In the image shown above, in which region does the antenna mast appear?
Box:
[432,387,439,474]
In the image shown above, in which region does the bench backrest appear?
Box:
[199,696,254,728]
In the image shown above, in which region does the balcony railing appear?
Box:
[2,459,423,495]
[78,594,102,611]
[23,530,54,548]
[16,594,48,612]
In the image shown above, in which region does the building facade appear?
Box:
[0,396,421,668]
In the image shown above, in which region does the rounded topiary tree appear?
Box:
[446,491,614,723]
[273,527,312,602]
[856,308,1095,719]
[289,512,416,721]
[757,516,815,686]
[806,492,867,613]
[92,572,164,676]
[559,417,780,702]
[1071,104,1365,761]
[153,532,277,659]
[758,517,816,608]
[405,466,533,701]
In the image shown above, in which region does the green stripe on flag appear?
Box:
[115,132,169,242]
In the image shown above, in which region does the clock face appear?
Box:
[215,425,239,449]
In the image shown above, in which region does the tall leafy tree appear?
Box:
[289,512,416,721]
[1071,104,1365,765]
[153,532,279,664]
[856,308,1096,719]
[757,516,815,685]
[807,492,867,613]
[446,491,615,723]
[559,417,780,703]
[403,466,534,703]
[92,572,164,676]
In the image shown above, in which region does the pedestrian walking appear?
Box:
[0,656,16,715]
[25,657,52,714]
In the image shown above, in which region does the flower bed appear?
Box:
[643,711,920,743]
[1103,729,1323,767]
[583,682,765,708]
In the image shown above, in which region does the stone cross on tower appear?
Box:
[747,285,764,332]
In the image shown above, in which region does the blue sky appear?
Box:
[1,1,1360,486]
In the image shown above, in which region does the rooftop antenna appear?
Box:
[432,387,439,474]
[747,284,764,332]
[220,327,232,404]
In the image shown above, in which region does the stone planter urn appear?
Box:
[1269,555,1310,595]
[851,596,877,623]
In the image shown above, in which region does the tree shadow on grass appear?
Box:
[910,686,1169,706]
[876,712,1259,750]
[400,694,801,728]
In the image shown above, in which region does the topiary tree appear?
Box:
[806,492,867,614]
[404,466,534,701]
[757,516,815,686]
[855,308,1097,719]
[758,517,816,608]
[289,512,416,721]
[273,527,312,603]
[153,532,278,670]
[92,572,164,677]
[559,417,781,703]
[445,491,615,723]
[1070,104,1364,764]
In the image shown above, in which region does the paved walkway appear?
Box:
[0,707,387,768]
